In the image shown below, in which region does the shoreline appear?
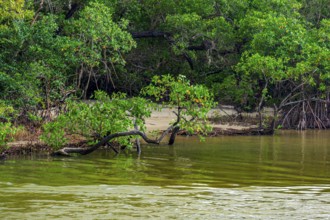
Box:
[3,107,273,157]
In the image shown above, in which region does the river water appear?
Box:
[0,131,329,219]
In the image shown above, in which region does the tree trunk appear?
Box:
[168,126,180,145]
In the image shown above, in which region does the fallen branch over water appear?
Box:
[52,130,165,156]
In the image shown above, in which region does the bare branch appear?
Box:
[157,125,174,143]
[31,0,44,25]
[278,82,305,109]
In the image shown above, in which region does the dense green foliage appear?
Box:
[0,104,16,152]
[41,90,154,149]
[142,75,215,136]
[41,75,214,151]
[1,0,330,134]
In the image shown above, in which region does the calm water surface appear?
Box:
[0,131,330,219]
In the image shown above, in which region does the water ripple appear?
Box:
[0,184,329,219]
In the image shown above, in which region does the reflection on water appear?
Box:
[0,131,330,219]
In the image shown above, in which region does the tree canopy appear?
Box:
[0,0,330,132]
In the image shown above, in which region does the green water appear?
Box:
[0,131,330,219]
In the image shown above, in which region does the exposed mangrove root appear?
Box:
[269,82,330,130]
[280,99,330,130]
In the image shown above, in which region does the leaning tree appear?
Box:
[41,75,216,156]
